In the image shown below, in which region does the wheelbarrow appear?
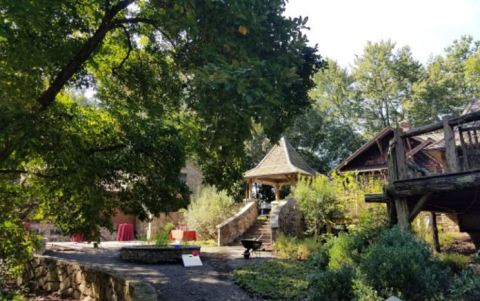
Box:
[241,239,262,259]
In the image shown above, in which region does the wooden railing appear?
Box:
[389,111,480,182]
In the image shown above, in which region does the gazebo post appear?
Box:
[274,182,281,201]
[245,179,253,199]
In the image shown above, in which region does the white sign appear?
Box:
[182,254,203,267]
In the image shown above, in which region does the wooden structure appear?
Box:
[244,137,316,200]
[336,125,444,180]
[369,109,480,248]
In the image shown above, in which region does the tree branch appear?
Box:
[0,169,52,178]
[36,0,136,110]
[113,17,176,48]
[112,25,133,75]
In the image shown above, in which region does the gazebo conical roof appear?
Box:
[244,137,316,186]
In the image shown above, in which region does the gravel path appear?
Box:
[46,243,270,301]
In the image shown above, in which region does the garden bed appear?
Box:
[119,245,201,263]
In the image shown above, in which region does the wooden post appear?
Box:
[395,198,410,230]
[274,183,281,200]
[443,117,460,172]
[245,179,253,199]
[387,200,397,226]
[431,212,441,252]
[393,129,408,180]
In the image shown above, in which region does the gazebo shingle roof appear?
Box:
[244,137,317,179]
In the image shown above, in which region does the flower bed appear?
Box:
[119,245,201,263]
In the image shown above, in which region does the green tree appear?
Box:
[0,0,323,274]
[352,40,423,135]
[407,36,480,125]
[286,59,364,172]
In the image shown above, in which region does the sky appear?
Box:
[284,0,480,68]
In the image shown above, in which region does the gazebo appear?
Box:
[244,137,317,200]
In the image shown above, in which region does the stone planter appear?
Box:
[119,245,201,264]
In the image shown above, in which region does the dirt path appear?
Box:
[46,243,270,301]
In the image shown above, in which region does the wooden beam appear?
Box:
[406,139,433,158]
[408,193,432,222]
[394,129,408,180]
[402,111,480,138]
[431,212,441,252]
[402,121,443,138]
[395,198,410,230]
[387,201,397,226]
[388,169,480,197]
[449,110,480,126]
[375,139,384,158]
[365,193,388,203]
[444,117,460,173]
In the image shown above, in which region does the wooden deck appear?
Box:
[370,111,480,246]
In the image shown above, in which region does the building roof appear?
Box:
[335,127,393,172]
[244,137,317,181]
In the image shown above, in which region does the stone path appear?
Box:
[46,242,271,301]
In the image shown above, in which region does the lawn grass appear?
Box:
[233,259,310,300]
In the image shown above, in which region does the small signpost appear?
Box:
[182,254,203,267]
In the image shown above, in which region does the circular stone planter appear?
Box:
[119,245,201,264]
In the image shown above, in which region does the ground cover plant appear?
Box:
[234,260,310,301]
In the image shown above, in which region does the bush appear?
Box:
[184,186,237,240]
[438,252,470,273]
[447,268,480,300]
[358,226,449,300]
[308,266,355,301]
[327,233,361,270]
[274,234,321,260]
[293,175,345,236]
[154,222,175,246]
[238,226,480,301]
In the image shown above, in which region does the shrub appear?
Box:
[331,171,383,222]
[352,276,383,301]
[326,224,385,270]
[184,186,237,240]
[293,175,345,236]
[447,268,480,300]
[438,252,470,273]
[358,226,449,300]
[327,233,361,270]
[154,222,175,246]
[274,234,321,260]
[308,266,355,301]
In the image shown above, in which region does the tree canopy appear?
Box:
[0,0,323,272]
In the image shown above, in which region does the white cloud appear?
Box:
[285,0,480,67]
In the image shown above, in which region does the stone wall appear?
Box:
[270,197,304,240]
[216,201,257,246]
[19,255,157,301]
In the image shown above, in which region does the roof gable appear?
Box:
[336,127,393,172]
